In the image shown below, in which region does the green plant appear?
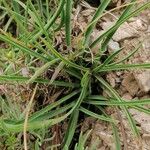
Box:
[0,0,150,149]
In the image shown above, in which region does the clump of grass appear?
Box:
[0,0,150,149]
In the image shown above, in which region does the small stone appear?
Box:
[142,123,150,134]
[113,23,139,41]
[108,39,120,53]
[129,19,148,31]
[122,93,133,101]
[21,67,29,77]
[106,73,117,88]
[122,73,139,96]
[102,21,139,42]
[90,29,103,54]
[134,71,150,92]
[116,71,122,76]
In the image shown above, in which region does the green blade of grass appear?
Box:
[31,102,75,122]
[87,95,108,101]
[27,58,59,84]
[0,75,79,87]
[97,106,121,150]
[93,48,123,72]
[63,109,79,148]
[46,0,49,19]
[54,8,65,31]
[4,17,13,32]
[64,68,82,80]
[13,0,40,26]
[61,71,90,146]
[73,71,90,110]
[133,106,150,115]
[97,63,150,72]
[42,38,89,71]
[31,0,65,41]
[29,90,80,121]
[111,123,121,150]
[87,96,150,115]
[2,0,28,34]
[65,0,73,47]
[0,111,71,133]
[96,76,139,137]
[90,2,150,49]
[0,30,49,61]
[30,40,54,59]
[108,43,142,66]
[36,0,44,21]
[12,0,22,26]
[0,101,78,133]
[75,130,92,150]
[86,99,150,106]
[79,106,113,122]
[0,5,39,39]
[0,11,7,21]
[100,0,137,52]
[27,0,51,41]
[84,0,111,47]
[0,89,85,133]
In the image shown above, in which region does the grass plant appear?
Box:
[0,0,150,149]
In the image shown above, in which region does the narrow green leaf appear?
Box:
[28,59,59,84]
[0,75,79,87]
[97,106,121,150]
[93,48,123,72]
[109,43,142,66]
[0,30,49,61]
[54,8,65,31]
[96,76,139,137]
[90,2,150,49]
[86,99,150,106]
[79,106,113,122]
[31,0,65,41]
[30,90,80,121]
[98,63,150,72]
[63,109,79,148]
[65,0,73,47]
[100,0,137,51]
[42,38,89,71]
[84,0,111,47]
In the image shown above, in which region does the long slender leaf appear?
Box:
[63,109,79,148]
[28,58,59,84]
[109,43,142,66]
[90,2,150,49]
[42,38,89,71]
[97,63,150,72]
[79,106,113,122]
[31,0,65,41]
[96,76,139,137]
[86,99,150,106]
[100,0,137,51]
[93,48,123,72]
[0,30,49,61]
[84,0,111,47]
[0,75,79,87]
[65,0,73,47]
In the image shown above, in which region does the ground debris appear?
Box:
[122,73,139,96]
